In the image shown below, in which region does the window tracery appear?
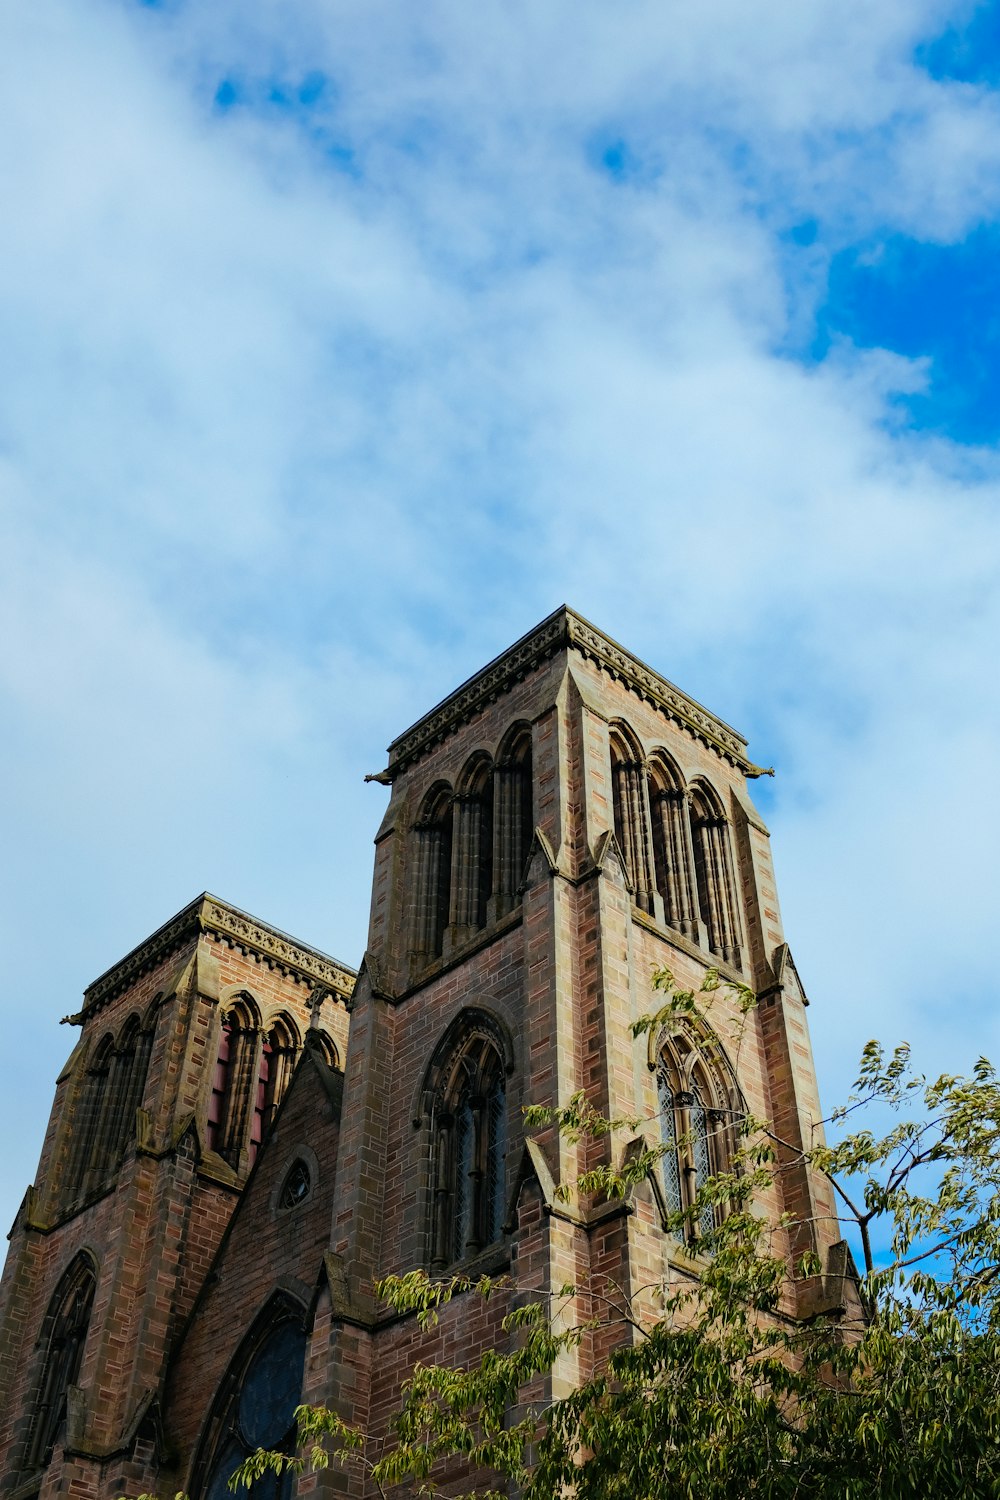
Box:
[655,1028,741,1244]
[195,1299,307,1500]
[688,782,743,969]
[278,1158,312,1210]
[610,725,657,915]
[421,1011,510,1270]
[647,754,699,940]
[207,1002,298,1170]
[410,727,534,973]
[26,1253,97,1470]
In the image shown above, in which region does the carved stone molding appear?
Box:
[384,606,763,777]
[81,894,356,1019]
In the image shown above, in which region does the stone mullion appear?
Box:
[450,795,480,939]
[491,765,515,913]
[673,1090,697,1230]
[614,761,654,910]
[664,792,697,936]
[412,824,443,959]
[686,797,713,951]
[701,820,724,955]
[468,1099,485,1254]
[223,1028,258,1165]
[711,820,743,968]
[615,759,655,914]
[431,1114,451,1272]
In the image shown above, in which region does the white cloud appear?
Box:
[2,0,1000,1229]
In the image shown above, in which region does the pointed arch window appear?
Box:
[66,1034,115,1201]
[411,785,454,964]
[647,755,699,940]
[422,1013,510,1270]
[90,1014,154,1182]
[26,1254,97,1470]
[451,755,494,943]
[656,1032,740,1244]
[195,1300,307,1500]
[689,783,743,969]
[610,726,656,915]
[251,1017,299,1166]
[492,724,533,919]
[207,1000,258,1169]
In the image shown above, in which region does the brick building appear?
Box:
[0,607,850,1498]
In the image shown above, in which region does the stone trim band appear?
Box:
[79,895,356,1018]
[386,605,762,776]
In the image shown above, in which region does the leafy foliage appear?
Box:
[229,970,1000,1498]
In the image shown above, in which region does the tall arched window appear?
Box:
[492,723,533,918]
[251,1016,299,1165]
[688,782,743,969]
[411,784,454,964]
[451,754,494,944]
[94,1014,154,1180]
[195,1298,307,1500]
[26,1252,97,1470]
[655,1029,740,1244]
[207,999,260,1169]
[610,725,656,914]
[67,1035,114,1201]
[421,1011,511,1271]
[647,754,699,939]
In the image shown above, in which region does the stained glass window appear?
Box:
[199,1312,306,1500]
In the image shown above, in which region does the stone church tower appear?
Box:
[0,608,849,1500]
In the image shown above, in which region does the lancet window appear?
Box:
[422,1011,510,1270]
[451,755,494,943]
[208,1002,298,1170]
[688,782,743,969]
[656,1030,740,1244]
[195,1298,307,1500]
[411,784,454,962]
[66,1012,154,1203]
[647,754,700,939]
[410,725,534,971]
[26,1252,97,1470]
[492,724,533,918]
[66,1035,113,1200]
[610,726,656,915]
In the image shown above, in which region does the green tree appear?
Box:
[238,969,1000,1499]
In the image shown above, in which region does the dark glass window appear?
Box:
[278,1159,311,1210]
[27,1256,96,1470]
[426,1021,509,1271]
[200,1313,306,1500]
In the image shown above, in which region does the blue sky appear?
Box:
[2,0,1000,1236]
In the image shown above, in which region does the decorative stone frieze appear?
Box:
[79,894,356,1019]
[386,605,768,777]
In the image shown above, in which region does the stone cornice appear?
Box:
[79,894,356,1019]
[386,606,761,776]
